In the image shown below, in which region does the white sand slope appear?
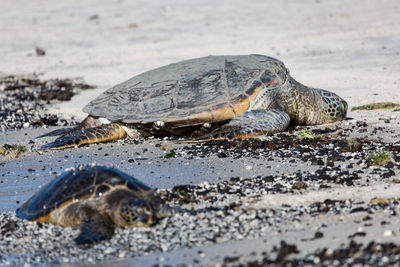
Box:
[1,0,399,120]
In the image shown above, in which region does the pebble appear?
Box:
[245,165,253,170]
[384,230,393,237]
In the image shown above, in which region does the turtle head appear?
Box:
[120,199,157,227]
[283,78,347,125]
[317,89,348,124]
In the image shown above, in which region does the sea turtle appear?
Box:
[39,54,347,149]
[16,165,176,245]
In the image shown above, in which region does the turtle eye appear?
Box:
[95,185,110,196]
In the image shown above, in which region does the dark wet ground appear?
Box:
[1,75,400,265]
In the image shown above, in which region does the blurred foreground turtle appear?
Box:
[16,165,177,245]
[39,54,347,149]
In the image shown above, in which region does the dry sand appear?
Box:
[1,0,400,119]
[1,0,400,265]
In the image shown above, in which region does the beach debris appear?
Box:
[344,138,362,152]
[163,150,176,159]
[370,198,390,206]
[368,149,394,166]
[0,144,26,159]
[296,129,316,140]
[351,102,400,111]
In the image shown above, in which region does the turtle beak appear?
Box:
[338,100,348,120]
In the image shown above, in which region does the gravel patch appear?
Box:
[0,75,94,131]
[1,75,400,266]
[1,184,400,265]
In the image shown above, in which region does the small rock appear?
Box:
[35,47,46,56]
[383,230,393,237]
[89,14,99,20]
[160,144,174,151]
[292,181,308,190]
[245,165,253,170]
[311,159,324,166]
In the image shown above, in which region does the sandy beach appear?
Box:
[1,0,400,265]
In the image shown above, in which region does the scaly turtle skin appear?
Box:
[39,54,348,149]
[16,165,176,245]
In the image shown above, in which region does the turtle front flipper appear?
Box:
[39,124,127,150]
[194,109,291,141]
[74,213,115,245]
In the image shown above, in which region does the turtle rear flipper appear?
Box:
[36,127,78,139]
[193,109,291,141]
[36,115,105,139]
[74,214,115,245]
[39,124,127,150]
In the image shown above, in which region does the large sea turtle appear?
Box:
[16,165,177,244]
[40,54,347,149]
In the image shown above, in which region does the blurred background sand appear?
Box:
[1,0,399,121]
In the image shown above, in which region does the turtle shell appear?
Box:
[83,55,288,127]
[16,166,154,220]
